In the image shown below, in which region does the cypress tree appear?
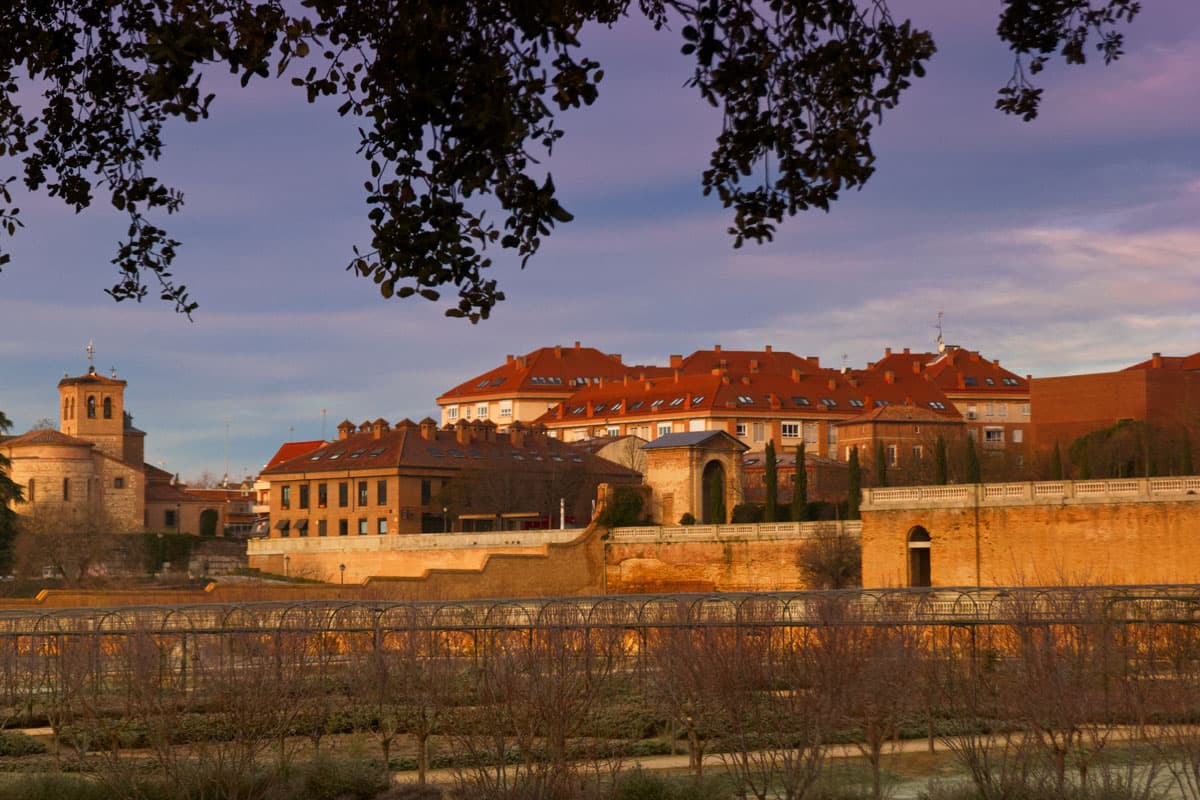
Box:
[935,436,948,484]
[764,440,778,522]
[965,436,981,483]
[847,447,861,520]
[874,440,888,487]
[792,442,808,521]
[1050,441,1064,480]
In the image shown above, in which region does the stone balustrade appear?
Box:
[863,476,1200,510]
[248,526,585,557]
[610,520,862,544]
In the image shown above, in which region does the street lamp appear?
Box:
[442,506,448,533]
[339,563,346,585]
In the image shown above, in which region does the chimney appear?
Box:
[609,353,621,362]
[510,422,526,448]
[337,420,355,440]
[903,347,910,355]
[741,376,752,385]
[506,354,514,365]
[791,368,801,382]
[554,344,562,358]
[884,370,895,384]
[904,396,913,406]
[912,360,921,375]
[456,420,472,445]
[685,392,693,407]
[670,354,683,369]
[1152,352,1163,368]
[807,356,820,366]
[828,378,837,391]
[673,369,680,383]
[574,341,581,349]
[885,347,892,356]
[598,377,606,388]
[864,394,874,408]
[372,418,390,439]
[993,359,1001,367]
[585,401,594,416]
[623,375,629,386]
[750,359,759,373]
[714,344,722,352]
[517,356,527,371]
[556,403,565,419]
[419,418,437,440]
[764,345,772,353]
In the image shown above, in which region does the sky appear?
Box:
[1,2,1198,481]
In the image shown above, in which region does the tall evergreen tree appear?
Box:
[1049,441,1064,480]
[934,436,948,484]
[764,440,778,522]
[874,440,888,487]
[0,411,24,571]
[792,442,808,521]
[847,447,861,520]
[965,436,981,484]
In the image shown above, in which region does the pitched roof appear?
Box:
[57,367,127,388]
[642,430,749,451]
[835,403,963,426]
[675,347,822,377]
[1123,352,1200,371]
[1,429,95,448]
[437,342,654,402]
[535,366,958,426]
[865,346,1028,395]
[263,440,327,471]
[262,420,641,479]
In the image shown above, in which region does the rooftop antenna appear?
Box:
[223,417,230,487]
[935,311,945,353]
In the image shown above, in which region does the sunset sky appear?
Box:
[2,3,1198,481]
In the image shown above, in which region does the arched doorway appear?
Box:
[908,526,931,587]
[702,460,727,524]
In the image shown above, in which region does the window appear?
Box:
[421,479,432,505]
[607,426,620,437]
[102,396,112,419]
[27,478,35,502]
[594,403,606,413]
[1012,429,1024,444]
[299,485,309,509]
[688,419,706,432]
[804,422,819,445]
[114,477,124,489]
[318,519,328,537]
[499,400,513,418]
[782,422,800,438]
[1020,403,1031,417]
[737,395,754,404]
[377,518,388,535]
[656,423,672,438]
[165,509,177,528]
[912,445,924,460]
[477,404,488,418]
[819,398,837,407]
[629,400,644,411]
[338,482,349,507]
[827,425,838,448]
[650,399,665,408]
[377,480,387,505]
[464,406,471,419]
[791,396,810,406]
[984,428,1004,444]
[985,377,995,385]
[87,396,96,418]
[887,444,898,465]
[280,485,291,509]
[964,376,978,387]
[357,481,368,505]
[447,406,458,420]
[691,395,705,405]
[736,422,747,437]
[668,397,684,407]
[610,402,622,413]
[358,518,368,535]
[929,401,946,410]
[318,483,328,508]
[848,399,864,408]
[338,519,348,536]
[966,405,977,420]
[296,519,309,537]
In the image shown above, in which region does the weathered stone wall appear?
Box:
[861,478,1200,587]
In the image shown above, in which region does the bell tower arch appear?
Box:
[59,365,128,461]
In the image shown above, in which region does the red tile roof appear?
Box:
[437,342,654,402]
[1,429,95,448]
[675,347,823,377]
[835,403,962,426]
[262,420,641,479]
[57,367,127,388]
[535,366,958,426]
[263,440,327,471]
[865,346,1028,394]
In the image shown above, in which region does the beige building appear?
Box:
[1,364,215,535]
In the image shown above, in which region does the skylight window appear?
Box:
[819,398,837,407]
[848,399,864,408]
[369,448,387,457]
[737,395,754,404]
[594,403,606,413]
[744,457,759,465]
[328,451,345,460]
[691,395,705,405]
[610,402,622,413]
[1002,377,1020,386]
[668,397,684,407]
[929,401,946,410]
[490,377,506,387]
[984,377,995,386]
[964,376,978,387]
[791,396,810,406]
[874,399,889,407]
[476,379,491,389]
[629,400,644,411]
[650,399,665,408]
[549,377,563,385]
[531,376,544,384]
[572,406,586,415]
[310,453,323,460]
[349,449,366,458]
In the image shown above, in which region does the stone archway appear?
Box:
[702,460,727,524]
[908,526,931,587]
